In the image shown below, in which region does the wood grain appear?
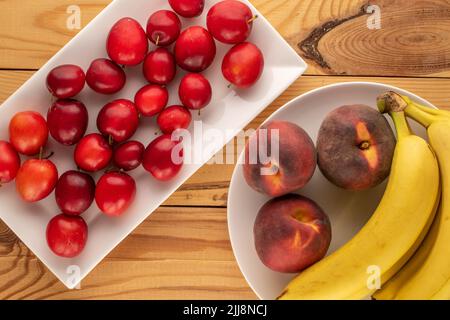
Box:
[1,0,450,77]
[0,206,256,300]
[0,0,110,70]
[312,0,450,76]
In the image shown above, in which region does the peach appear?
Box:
[317,105,396,190]
[243,120,316,197]
[254,194,331,273]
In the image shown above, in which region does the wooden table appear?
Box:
[1,0,450,299]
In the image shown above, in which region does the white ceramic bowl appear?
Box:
[0,0,307,288]
[227,82,436,300]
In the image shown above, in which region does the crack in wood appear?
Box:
[299,3,372,70]
[178,181,230,191]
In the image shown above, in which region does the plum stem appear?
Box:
[156,35,160,46]
[248,15,259,24]
[43,151,55,160]
[108,135,114,146]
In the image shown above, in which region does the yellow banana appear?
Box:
[372,208,443,300]
[279,110,440,300]
[374,95,450,300]
[431,279,450,300]
[401,95,450,119]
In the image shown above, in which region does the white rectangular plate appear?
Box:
[0,0,306,288]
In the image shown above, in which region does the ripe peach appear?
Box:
[243,121,316,197]
[317,105,396,190]
[254,194,331,273]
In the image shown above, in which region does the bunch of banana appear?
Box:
[373,91,450,300]
[278,104,440,300]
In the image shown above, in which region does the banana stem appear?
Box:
[377,91,408,113]
[390,111,411,140]
[404,104,439,128]
[378,91,448,128]
[402,95,450,118]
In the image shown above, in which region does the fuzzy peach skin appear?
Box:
[243,120,316,197]
[254,194,331,273]
[317,105,396,190]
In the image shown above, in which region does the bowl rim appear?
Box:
[226,81,438,299]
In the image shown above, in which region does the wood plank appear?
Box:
[1,0,450,77]
[2,71,450,207]
[0,258,255,300]
[0,206,256,299]
[0,0,110,70]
